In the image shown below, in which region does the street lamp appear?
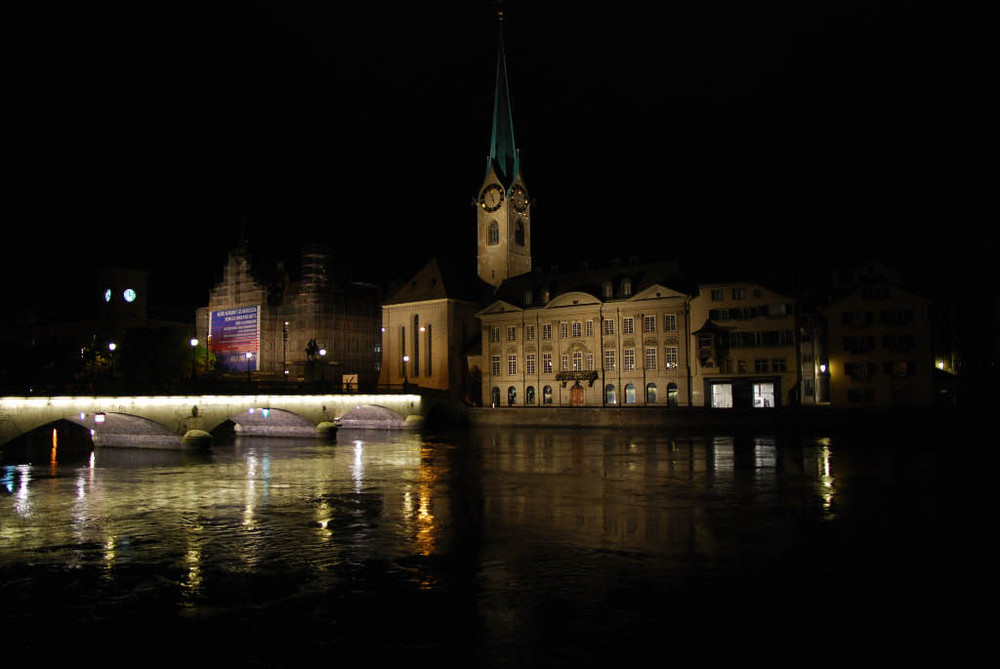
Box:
[282,321,289,382]
[319,348,326,382]
[245,351,253,382]
[190,338,198,380]
[402,354,409,389]
[108,342,116,379]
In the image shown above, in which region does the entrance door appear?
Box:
[571,383,585,407]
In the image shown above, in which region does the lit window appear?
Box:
[572,352,582,371]
[664,346,678,368]
[542,353,552,374]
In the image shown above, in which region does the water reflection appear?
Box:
[0,427,965,665]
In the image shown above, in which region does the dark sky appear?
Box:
[3,1,981,320]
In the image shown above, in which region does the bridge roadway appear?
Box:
[0,393,423,448]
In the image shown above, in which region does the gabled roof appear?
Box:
[384,258,492,306]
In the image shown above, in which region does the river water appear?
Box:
[0,425,990,666]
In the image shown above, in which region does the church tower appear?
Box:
[477,9,531,288]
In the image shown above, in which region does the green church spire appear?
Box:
[487,7,518,189]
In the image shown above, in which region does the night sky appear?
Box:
[4,2,982,322]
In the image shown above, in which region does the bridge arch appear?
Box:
[224,407,320,437]
[66,411,181,448]
[336,404,407,430]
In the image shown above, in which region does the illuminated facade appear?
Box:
[690,282,800,408]
[474,261,690,407]
[378,259,482,397]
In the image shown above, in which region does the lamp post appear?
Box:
[402,354,409,390]
[319,348,326,382]
[190,338,198,380]
[245,351,253,383]
[108,342,116,379]
[282,321,289,382]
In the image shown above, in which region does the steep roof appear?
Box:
[486,12,519,189]
[383,257,492,306]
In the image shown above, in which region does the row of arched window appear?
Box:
[489,382,680,407]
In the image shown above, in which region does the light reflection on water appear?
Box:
[0,427,972,665]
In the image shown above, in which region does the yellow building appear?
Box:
[377,258,482,398]
[689,282,799,408]
[824,266,932,406]
[474,261,690,408]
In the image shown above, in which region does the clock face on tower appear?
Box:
[104,289,112,302]
[479,183,504,212]
[123,288,137,303]
[510,185,528,213]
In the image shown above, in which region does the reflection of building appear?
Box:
[689,282,800,408]
[824,263,932,406]
[474,261,690,407]
[197,243,381,387]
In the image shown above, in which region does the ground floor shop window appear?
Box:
[605,384,616,405]
[667,382,678,407]
[712,383,733,408]
[646,383,657,404]
[753,382,774,408]
[624,383,636,405]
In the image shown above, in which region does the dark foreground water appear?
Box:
[1,426,992,666]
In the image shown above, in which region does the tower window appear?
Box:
[515,219,525,246]
[488,220,500,245]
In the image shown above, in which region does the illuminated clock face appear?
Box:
[123,288,137,303]
[511,185,528,212]
[104,289,112,302]
[479,183,504,212]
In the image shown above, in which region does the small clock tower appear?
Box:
[477,8,531,288]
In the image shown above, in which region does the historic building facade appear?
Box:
[475,262,691,407]
[689,282,800,408]
[378,259,483,398]
[824,264,932,406]
[197,243,382,388]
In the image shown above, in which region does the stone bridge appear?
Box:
[0,393,423,448]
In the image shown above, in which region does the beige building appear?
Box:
[474,262,690,408]
[824,266,932,406]
[377,259,483,398]
[690,282,799,408]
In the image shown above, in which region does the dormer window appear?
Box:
[523,289,533,306]
[602,281,613,299]
[621,279,632,298]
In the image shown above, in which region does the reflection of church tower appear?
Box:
[477,9,531,287]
